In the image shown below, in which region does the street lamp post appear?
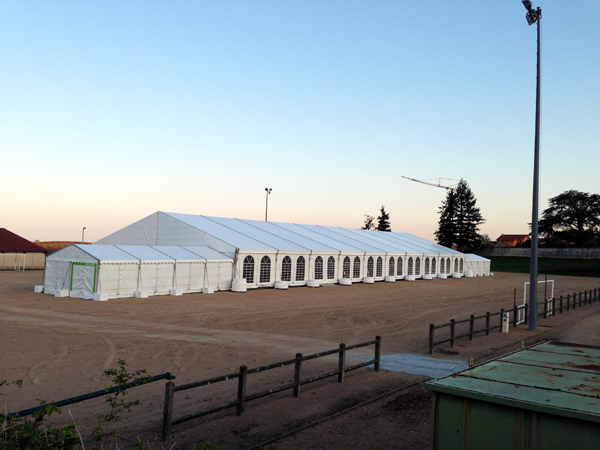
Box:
[265,188,272,221]
[522,0,542,331]
[82,227,87,244]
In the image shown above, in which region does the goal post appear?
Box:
[518,279,555,324]
[0,253,27,271]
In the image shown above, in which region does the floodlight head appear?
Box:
[525,9,538,25]
[265,188,272,194]
[522,0,533,12]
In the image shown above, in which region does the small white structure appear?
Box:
[44,244,233,300]
[465,254,491,276]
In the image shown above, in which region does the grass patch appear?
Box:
[490,257,600,278]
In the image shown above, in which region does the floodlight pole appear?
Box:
[82,227,87,244]
[265,188,272,221]
[527,6,542,331]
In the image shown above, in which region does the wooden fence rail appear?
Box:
[429,287,599,354]
[162,336,381,441]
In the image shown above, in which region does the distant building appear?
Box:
[0,228,47,269]
[495,234,530,247]
[35,241,91,255]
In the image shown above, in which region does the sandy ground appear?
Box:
[1,270,599,449]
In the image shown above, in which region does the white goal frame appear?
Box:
[518,279,555,324]
[1,253,27,271]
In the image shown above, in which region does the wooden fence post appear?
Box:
[567,294,570,311]
[293,353,303,398]
[500,309,505,326]
[338,344,346,383]
[485,313,490,336]
[450,320,456,347]
[512,307,517,328]
[236,365,247,416]
[579,291,582,307]
[161,381,175,442]
[524,304,528,324]
[559,296,563,313]
[469,315,474,340]
[374,336,381,372]
[429,324,435,354]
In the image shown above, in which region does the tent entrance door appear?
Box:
[70,263,97,299]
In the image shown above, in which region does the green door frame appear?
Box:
[70,262,98,292]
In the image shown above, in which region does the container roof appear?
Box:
[426,341,600,423]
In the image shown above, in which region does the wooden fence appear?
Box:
[162,336,381,441]
[429,288,599,354]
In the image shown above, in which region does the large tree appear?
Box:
[435,180,485,252]
[376,205,391,231]
[435,189,457,248]
[538,190,600,247]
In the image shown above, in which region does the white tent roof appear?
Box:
[49,244,233,263]
[164,213,460,254]
[465,253,491,261]
[98,211,465,257]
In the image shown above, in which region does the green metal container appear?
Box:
[426,341,600,450]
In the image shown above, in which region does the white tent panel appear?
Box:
[98,263,140,298]
[70,263,97,299]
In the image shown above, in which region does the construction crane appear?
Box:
[401,176,462,190]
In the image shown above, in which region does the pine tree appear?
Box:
[435,189,458,248]
[376,205,391,231]
[435,180,485,252]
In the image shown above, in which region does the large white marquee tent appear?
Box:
[43,212,490,300]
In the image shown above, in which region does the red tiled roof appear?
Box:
[36,241,90,254]
[496,234,530,241]
[0,228,47,253]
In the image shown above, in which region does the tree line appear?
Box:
[361,184,600,250]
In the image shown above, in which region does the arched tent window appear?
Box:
[367,257,374,277]
[296,256,305,281]
[454,258,458,273]
[389,258,395,276]
[353,257,361,279]
[281,256,292,282]
[408,257,414,276]
[425,257,430,275]
[460,259,464,273]
[415,257,421,275]
[432,257,437,274]
[440,258,445,274]
[243,256,254,284]
[446,258,451,274]
[376,257,383,277]
[397,257,403,276]
[343,257,351,278]
[315,256,324,280]
[260,256,271,283]
[327,256,335,279]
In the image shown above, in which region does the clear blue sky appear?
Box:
[1,1,598,243]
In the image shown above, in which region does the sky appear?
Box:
[1,1,598,243]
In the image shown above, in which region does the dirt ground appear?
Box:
[1,270,599,449]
